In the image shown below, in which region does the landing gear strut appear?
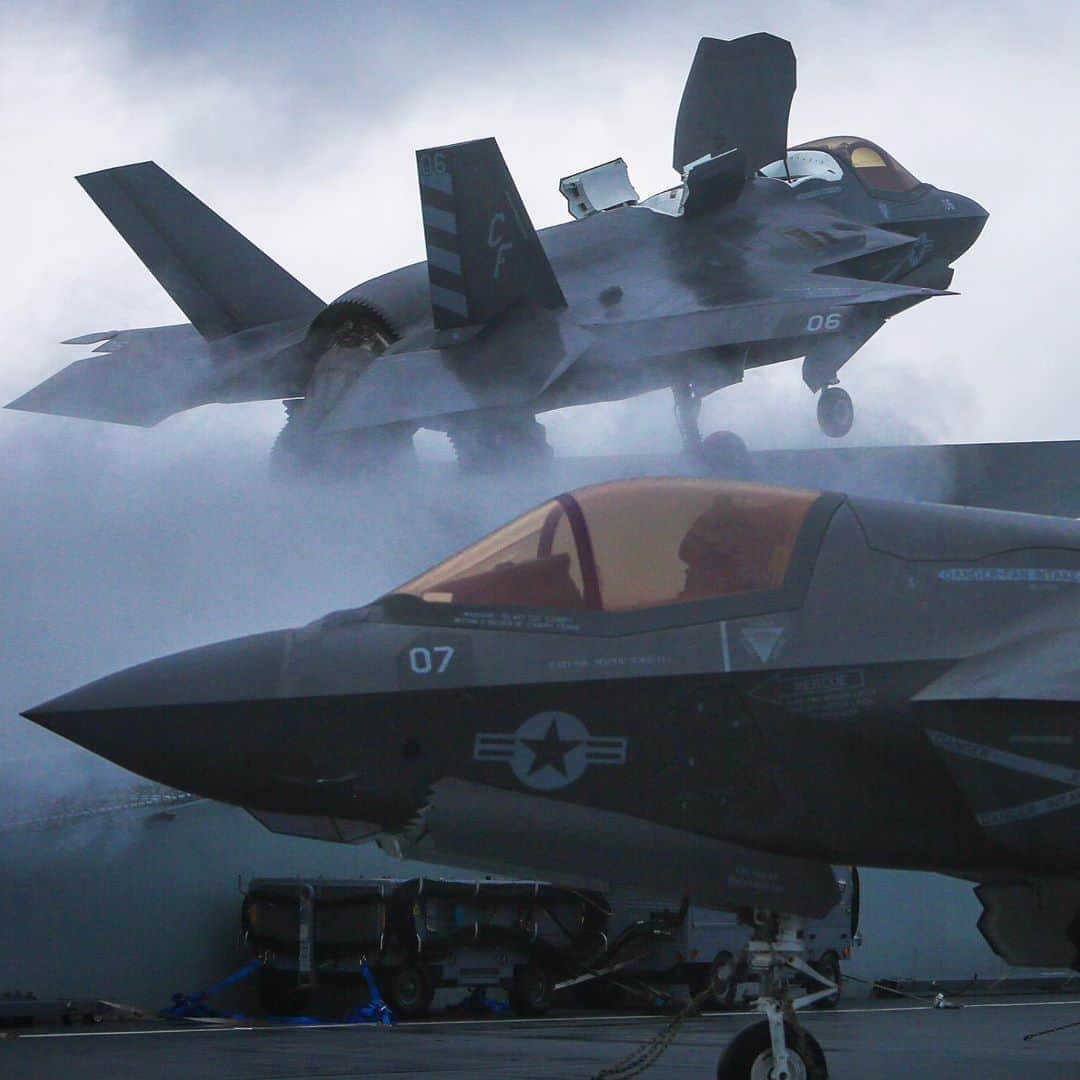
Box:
[673,383,753,479]
[673,381,703,457]
[447,413,553,472]
[716,912,834,1079]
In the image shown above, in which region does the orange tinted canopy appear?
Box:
[793,136,922,195]
[394,478,820,614]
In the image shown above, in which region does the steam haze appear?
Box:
[2,1,1078,809]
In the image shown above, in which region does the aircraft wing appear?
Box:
[581,278,948,361]
[914,626,1080,704]
[318,306,593,433]
[319,278,943,433]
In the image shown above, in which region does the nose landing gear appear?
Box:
[716,912,834,1079]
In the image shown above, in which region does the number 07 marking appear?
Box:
[408,645,455,675]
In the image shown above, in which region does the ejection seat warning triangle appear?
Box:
[741,626,784,663]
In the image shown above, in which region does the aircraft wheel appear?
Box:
[382,964,433,1019]
[700,431,752,478]
[688,950,737,1010]
[576,978,626,1009]
[510,962,552,1016]
[717,1020,827,1079]
[817,387,854,438]
[810,952,841,1009]
[449,415,552,473]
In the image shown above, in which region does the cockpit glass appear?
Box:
[393,479,820,613]
[794,136,922,195]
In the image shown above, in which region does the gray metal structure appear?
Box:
[7,34,986,473]
[25,474,1080,1076]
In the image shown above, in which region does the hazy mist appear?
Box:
[2,1,1077,813]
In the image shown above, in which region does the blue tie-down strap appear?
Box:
[161,956,393,1026]
[451,987,510,1016]
[344,959,394,1026]
[160,957,266,1020]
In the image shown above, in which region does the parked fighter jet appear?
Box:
[26,476,1080,1076]
[8,34,986,473]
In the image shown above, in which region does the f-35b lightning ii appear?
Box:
[26,476,1080,1077]
[8,34,986,474]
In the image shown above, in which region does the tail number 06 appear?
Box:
[409,645,455,675]
[806,313,842,332]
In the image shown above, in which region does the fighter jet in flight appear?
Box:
[8,34,986,473]
[27,476,1080,1076]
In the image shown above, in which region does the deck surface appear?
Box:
[5,995,1079,1078]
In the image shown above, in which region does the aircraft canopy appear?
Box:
[793,136,923,194]
[394,478,820,613]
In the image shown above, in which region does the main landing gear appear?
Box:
[816,386,854,439]
[447,412,554,472]
[673,382,753,478]
[716,912,835,1079]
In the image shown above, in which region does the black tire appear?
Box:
[257,966,310,1017]
[449,415,552,473]
[717,1020,828,1079]
[810,952,842,1009]
[700,431,752,478]
[817,386,854,438]
[510,963,552,1016]
[381,964,433,1019]
[575,978,625,1010]
[688,950,737,1011]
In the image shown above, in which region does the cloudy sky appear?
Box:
[1,1,1078,799]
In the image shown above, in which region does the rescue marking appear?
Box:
[927,730,1080,826]
[474,712,627,791]
[938,568,1080,585]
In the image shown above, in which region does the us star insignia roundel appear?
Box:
[473,712,628,790]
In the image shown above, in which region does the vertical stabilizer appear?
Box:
[415,138,565,330]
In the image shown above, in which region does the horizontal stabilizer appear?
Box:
[674,34,796,174]
[7,319,312,426]
[416,138,564,330]
[77,162,324,339]
[8,325,212,426]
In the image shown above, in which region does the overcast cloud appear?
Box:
[1,1,1078,802]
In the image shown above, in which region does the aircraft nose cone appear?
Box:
[24,630,291,789]
[941,191,989,258]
